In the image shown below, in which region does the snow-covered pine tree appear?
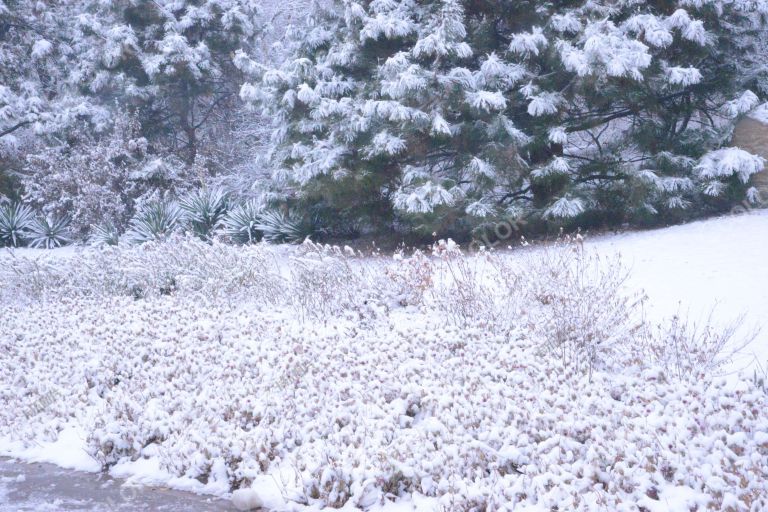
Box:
[246,0,768,235]
[73,0,262,166]
[1,1,110,198]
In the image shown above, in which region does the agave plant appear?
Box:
[0,202,35,247]
[223,199,263,244]
[126,200,183,244]
[179,187,229,240]
[89,221,120,246]
[256,209,316,244]
[28,215,73,249]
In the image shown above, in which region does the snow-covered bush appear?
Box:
[27,215,72,249]
[641,311,757,382]
[384,249,433,308]
[288,241,386,321]
[2,287,766,511]
[428,240,504,327]
[223,199,263,244]
[519,236,645,376]
[257,209,315,244]
[125,200,184,244]
[89,221,120,247]
[22,115,167,239]
[179,187,229,240]
[2,237,768,510]
[0,201,34,247]
[1,236,286,302]
[754,361,768,395]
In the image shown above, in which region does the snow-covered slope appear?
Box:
[587,209,768,372]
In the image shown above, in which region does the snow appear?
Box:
[0,427,100,473]
[748,102,768,125]
[466,90,507,112]
[1,212,768,510]
[696,147,764,183]
[543,196,585,218]
[508,27,548,57]
[587,209,768,371]
[666,66,702,86]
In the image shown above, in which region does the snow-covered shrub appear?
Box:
[27,215,72,249]
[428,240,503,327]
[0,201,34,247]
[21,114,176,239]
[3,235,768,511]
[288,241,385,321]
[384,249,434,308]
[754,361,768,395]
[520,236,644,376]
[179,187,229,240]
[2,294,767,511]
[123,238,285,301]
[0,236,285,301]
[125,200,184,244]
[222,199,263,244]
[257,209,315,244]
[641,311,757,382]
[89,221,120,247]
[303,458,353,508]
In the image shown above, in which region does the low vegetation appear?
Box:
[1,237,765,510]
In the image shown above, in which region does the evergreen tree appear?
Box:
[246,0,768,235]
[73,0,262,166]
[1,1,109,196]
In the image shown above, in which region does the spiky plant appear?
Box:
[89,221,120,246]
[223,199,263,244]
[257,209,316,244]
[28,215,73,249]
[126,200,183,244]
[0,202,35,247]
[179,187,229,240]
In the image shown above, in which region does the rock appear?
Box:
[732,114,768,196]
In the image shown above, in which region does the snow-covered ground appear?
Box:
[1,211,767,511]
[588,209,768,374]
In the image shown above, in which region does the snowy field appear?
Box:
[1,211,767,511]
[589,209,768,374]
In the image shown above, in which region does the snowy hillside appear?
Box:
[1,212,767,511]
[588,210,768,373]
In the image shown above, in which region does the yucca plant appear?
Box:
[257,209,316,244]
[0,202,35,247]
[89,221,120,246]
[179,187,229,240]
[223,199,263,244]
[28,215,73,249]
[126,200,183,244]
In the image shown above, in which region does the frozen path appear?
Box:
[586,209,768,372]
[0,458,235,511]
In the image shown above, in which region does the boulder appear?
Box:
[732,110,768,198]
